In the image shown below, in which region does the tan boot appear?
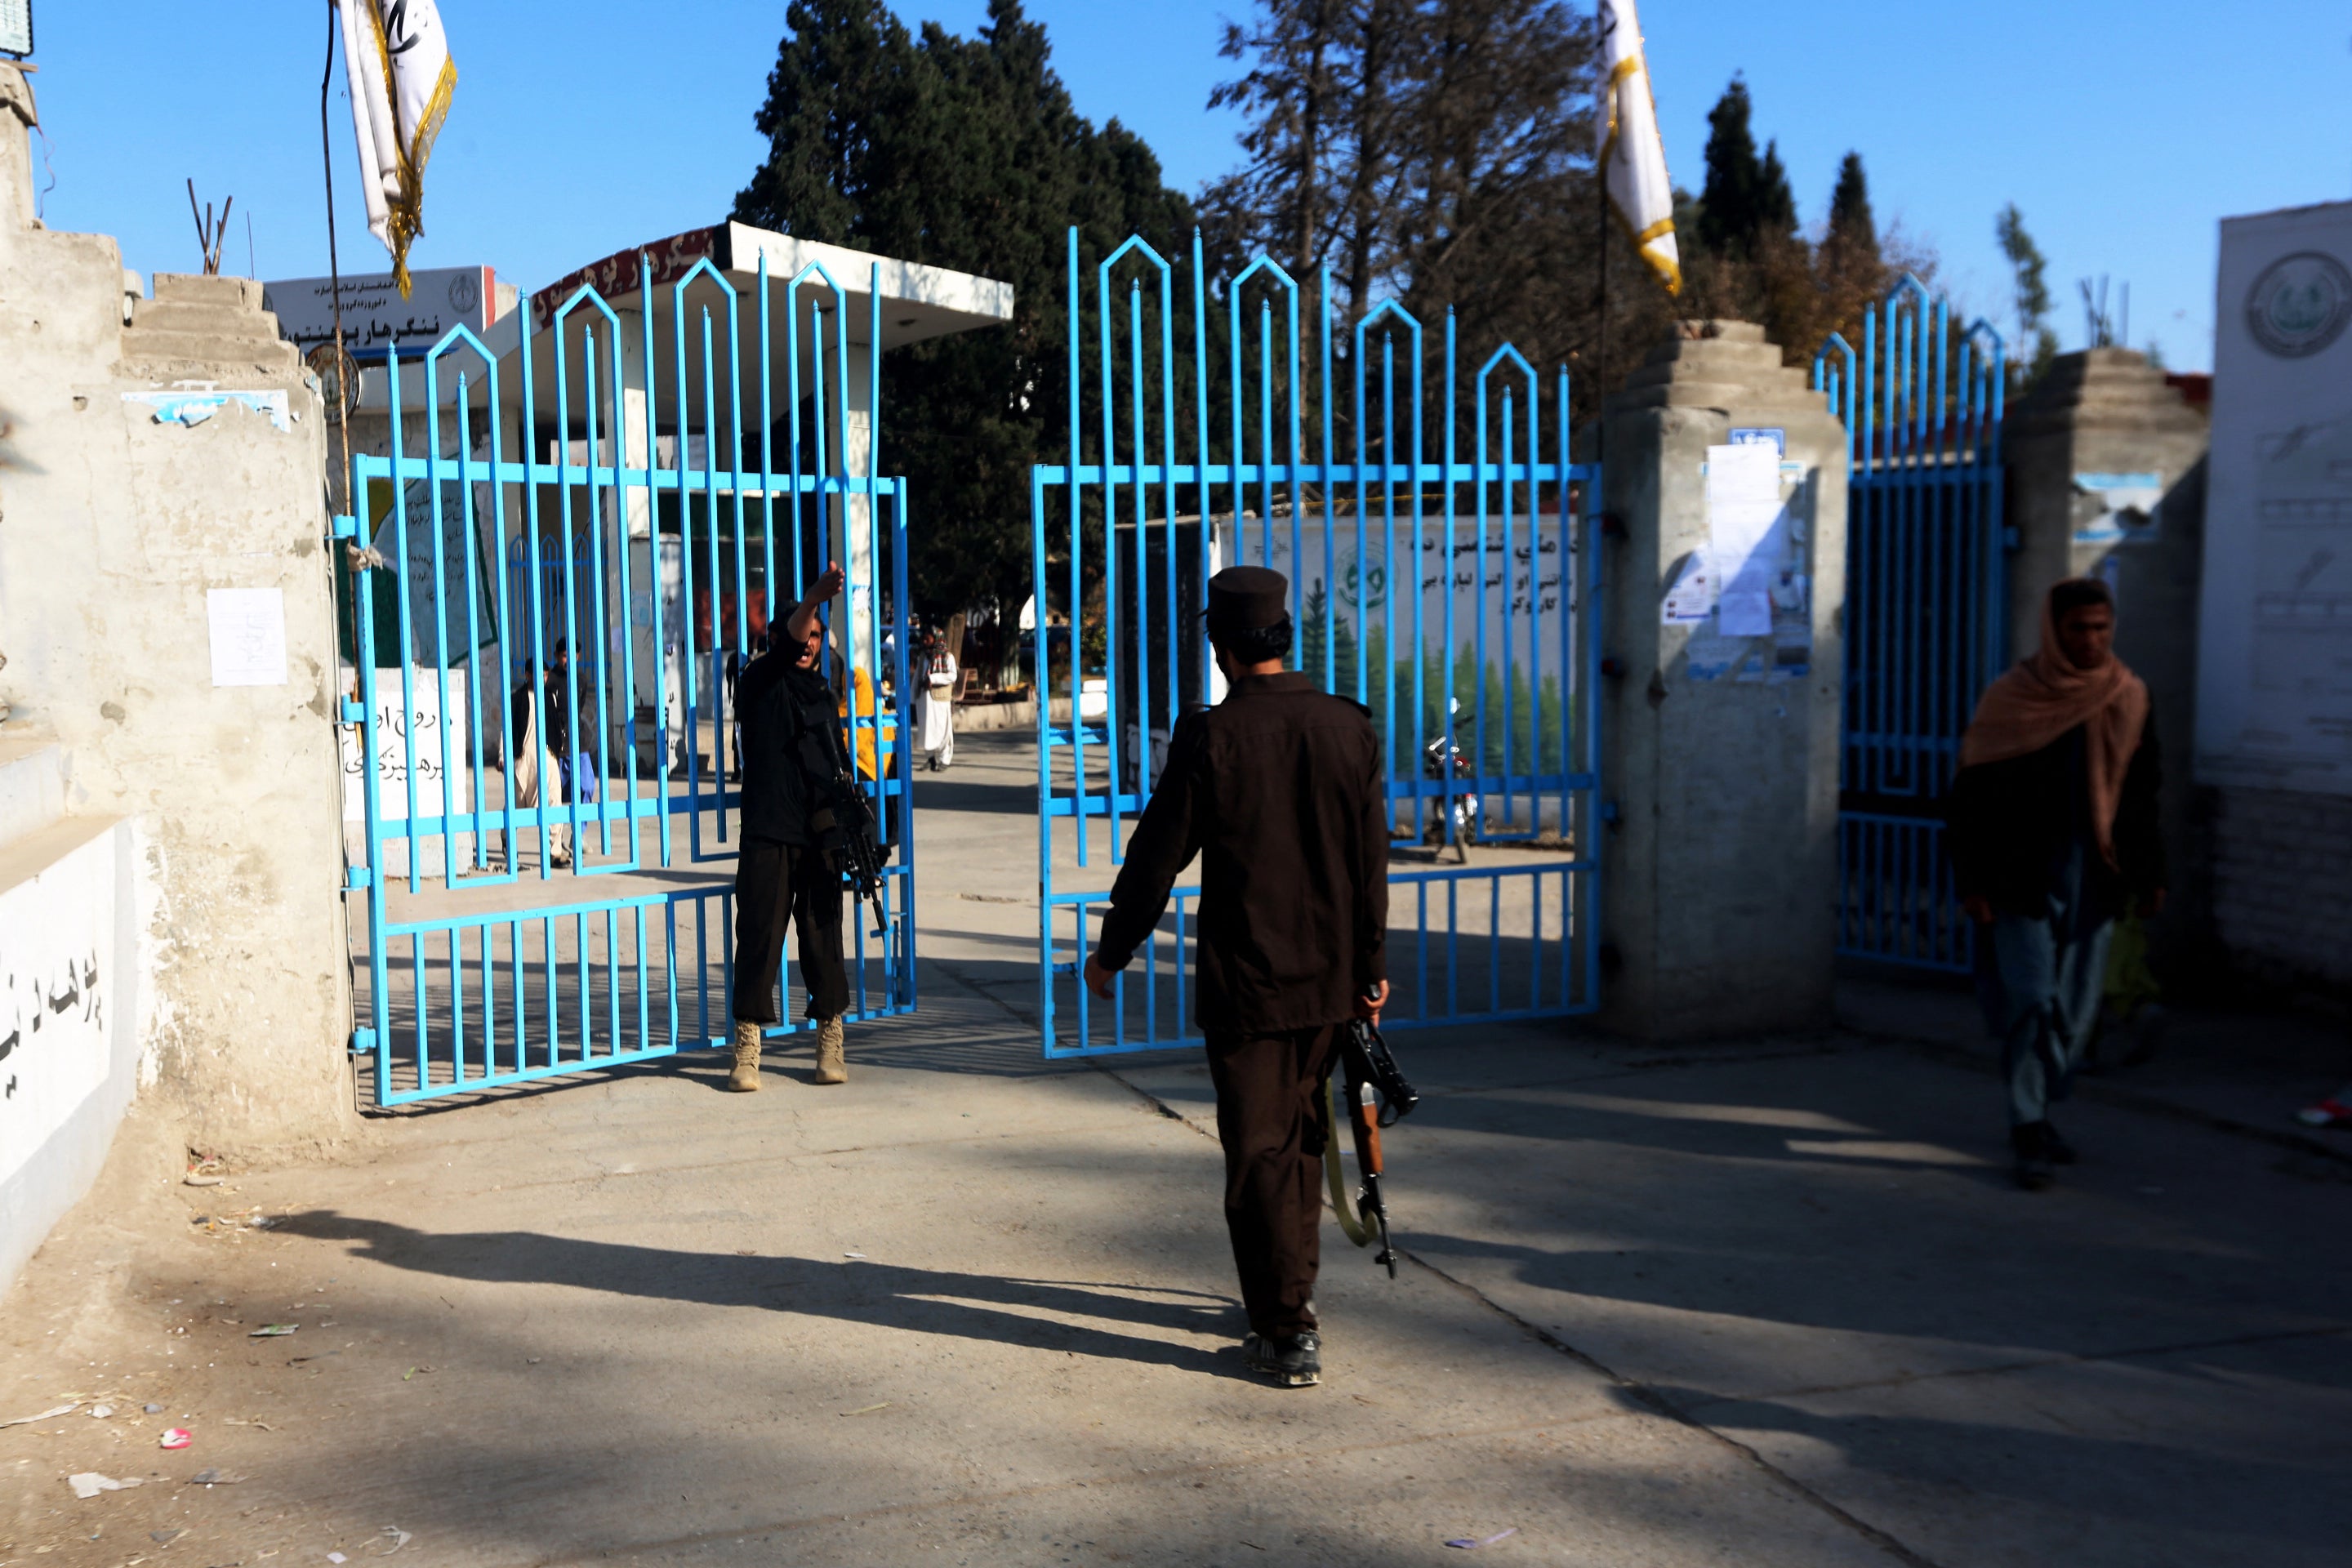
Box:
[726,1019,764,1093]
[812,1017,846,1085]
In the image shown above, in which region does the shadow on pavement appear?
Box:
[273,1210,1245,1378]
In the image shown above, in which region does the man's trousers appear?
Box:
[1205,1023,1342,1340]
[732,837,850,1025]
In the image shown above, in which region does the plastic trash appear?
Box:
[159,1427,193,1449]
[188,1468,246,1486]
[0,1401,79,1429]
[144,1403,163,1414]
[90,1404,115,1419]
[1445,1528,1518,1549]
[251,1323,299,1337]
[380,1526,413,1554]
[328,1554,348,1564]
[68,1472,143,1499]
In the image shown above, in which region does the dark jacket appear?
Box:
[737,652,846,847]
[1097,671,1390,1034]
[1945,717,2164,920]
[510,668,571,758]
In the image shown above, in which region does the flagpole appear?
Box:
[319,0,351,514]
[1595,142,1609,428]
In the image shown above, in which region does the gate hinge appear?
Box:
[331,512,359,541]
[349,1026,377,1056]
[345,866,373,892]
[340,700,365,725]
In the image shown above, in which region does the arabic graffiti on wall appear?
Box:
[0,831,118,1189]
[339,674,477,879]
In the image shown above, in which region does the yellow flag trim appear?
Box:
[363,1,458,299]
[1597,42,1681,296]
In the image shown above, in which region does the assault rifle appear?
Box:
[816,773,891,938]
[1325,1005,1420,1277]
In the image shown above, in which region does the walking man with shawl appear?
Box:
[1948,578,2165,1190]
[1082,566,1391,1388]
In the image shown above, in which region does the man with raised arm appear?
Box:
[728,562,854,1091]
[1085,565,1392,1388]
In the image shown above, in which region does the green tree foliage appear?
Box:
[1676,82,1939,374]
[1826,151,1878,266]
[1995,202,2060,390]
[1204,0,1619,433]
[1696,76,1765,259]
[733,0,1213,619]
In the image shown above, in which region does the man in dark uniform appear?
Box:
[728,562,854,1091]
[1084,565,1391,1388]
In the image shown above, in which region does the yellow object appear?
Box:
[836,664,897,781]
[2104,914,2161,1022]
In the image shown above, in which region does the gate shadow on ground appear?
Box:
[1359,1036,2352,1369]
[1622,1379,2352,1557]
[271,1210,1241,1376]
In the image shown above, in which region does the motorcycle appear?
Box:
[1422,698,1479,862]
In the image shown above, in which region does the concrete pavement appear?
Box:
[2,732,2346,1566]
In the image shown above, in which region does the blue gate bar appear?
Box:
[1033,226,1601,1057]
[1814,274,2006,973]
[349,250,918,1107]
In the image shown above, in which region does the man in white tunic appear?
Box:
[917,630,959,772]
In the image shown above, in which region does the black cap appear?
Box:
[1205,565,1289,630]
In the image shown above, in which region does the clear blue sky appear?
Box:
[24,2,2350,372]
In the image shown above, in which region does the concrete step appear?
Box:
[129,297,287,343]
[151,272,264,310]
[119,325,301,372]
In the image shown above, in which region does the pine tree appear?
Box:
[733,0,1209,618]
[1825,152,1878,265]
[1995,202,2060,390]
[1757,140,1797,242]
[1697,76,1766,259]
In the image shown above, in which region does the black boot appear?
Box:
[2011,1122,2056,1191]
[1243,1330,1321,1388]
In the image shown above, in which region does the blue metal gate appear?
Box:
[1814,275,2007,972]
[1031,230,1602,1057]
[341,253,915,1106]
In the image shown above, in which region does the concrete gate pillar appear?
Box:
[2005,349,2211,967]
[1597,322,1848,1040]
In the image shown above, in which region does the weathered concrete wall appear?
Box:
[1598,323,1848,1040]
[2207,786,2352,990]
[0,60,354,1227]
[2006,350,2216,978]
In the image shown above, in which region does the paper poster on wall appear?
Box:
[0,832,118,1188]
[207,588,289,687]
[1661,550,1716,623]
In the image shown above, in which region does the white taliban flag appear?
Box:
[1597,0,1679,294]
[336,0,458,298]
